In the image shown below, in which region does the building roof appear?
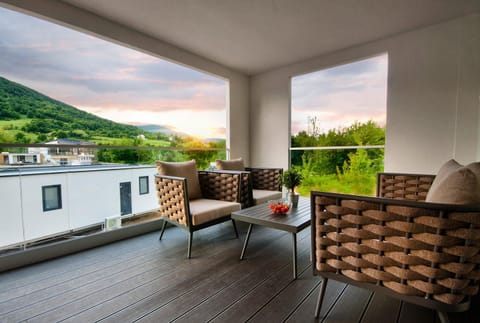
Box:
[44,138,95,145]
[0,164,155,177]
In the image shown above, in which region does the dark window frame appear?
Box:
[139,176,149,195]
[42,184,62,212]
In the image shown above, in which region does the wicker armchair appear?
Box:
[312,172,480,323]
[215,158,283,208]
[155,169,241,258]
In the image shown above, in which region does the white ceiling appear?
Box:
[61,0,480,75]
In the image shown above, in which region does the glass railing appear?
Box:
[0,144,228,252]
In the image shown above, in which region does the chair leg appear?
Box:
[437,311,450,323]
[315,277,328,318]
[187,232,193,259]
[232,219,239,238]
[158,220,167,240]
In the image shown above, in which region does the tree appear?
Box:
[14,131,29,144]
[291,119,385,176]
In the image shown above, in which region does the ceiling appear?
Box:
[61,0,480,75]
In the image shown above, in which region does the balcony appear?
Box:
[0,2,479,322]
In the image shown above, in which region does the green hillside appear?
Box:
[0,76,145,143]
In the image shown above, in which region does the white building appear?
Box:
[1,152,44,165]
[0,165,158,249]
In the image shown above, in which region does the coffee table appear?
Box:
[231,196,310,279]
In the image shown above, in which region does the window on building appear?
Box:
[42,185,62,211]
[139,176,149,195]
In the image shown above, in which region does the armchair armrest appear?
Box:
[312,190,480,308]
[198,170,241,203]
[246,167,283,191]
[154,174,191,228]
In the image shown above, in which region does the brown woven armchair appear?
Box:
[312,172,480,323]
[155,161,241,258]
[216,158,283,208]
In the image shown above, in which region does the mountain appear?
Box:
[0,76,143,140]
[136,124,177,134]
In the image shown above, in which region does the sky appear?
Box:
[291,54,388,135]
[0,7,227,139]
[0,7,387,139]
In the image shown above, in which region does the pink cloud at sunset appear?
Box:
[291,54,388,135]
[0,7,227,139]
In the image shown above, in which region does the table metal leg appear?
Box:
[240,224,253,260]
[292,232,297,279]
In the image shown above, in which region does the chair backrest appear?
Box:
[155,174,191,228]
[377,172,436,201]
[246,167,283,191]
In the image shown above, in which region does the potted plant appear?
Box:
[280,168,303,208]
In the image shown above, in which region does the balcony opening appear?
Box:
[290,53,388,196]
[0,6,228,256]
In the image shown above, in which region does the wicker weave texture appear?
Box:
[198,171,240,202]
[314,194,480,305]
[155,176,188,227]
[246,167,282,191]
[238,172,253,208]
[377,173,435,201]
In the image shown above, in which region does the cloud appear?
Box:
[291,54,388,134]
[0,7,227,137]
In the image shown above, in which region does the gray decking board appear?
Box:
[137,230,312,322]
[25,226,247,323]
[209,247,312,322]
[285,279,348,323]
[397,302,437,323]
[246,268,320,323]
[0,232,152,290]
[100,227,303,322]
[145,231,308,322]
[0,220,476,323]
[360,292,402,323]
[0,241,174,314]
[322,285,373,323]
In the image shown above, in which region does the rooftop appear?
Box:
[0,164,155,177]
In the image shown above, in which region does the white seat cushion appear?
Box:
[189,199,241,226]
[253,189,282,205]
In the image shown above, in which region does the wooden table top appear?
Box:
[231,196,311,233]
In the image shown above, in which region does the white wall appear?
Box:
[0,0,251,164]
[68,168,158,229]
[0,177,24,246]
[250,14,480,174]
[21,173,70,241]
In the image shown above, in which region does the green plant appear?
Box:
[280,168,303,192]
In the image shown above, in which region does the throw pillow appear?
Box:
[426,159,480,204]
[156,160,202,199]
[216,158,245,171]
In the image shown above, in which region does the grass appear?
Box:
[0,119,35,142]
[0,119,32,128]
[297,173,377,197]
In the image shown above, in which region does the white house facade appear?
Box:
[0,165,158,249]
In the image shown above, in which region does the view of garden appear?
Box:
[292,120,385,196]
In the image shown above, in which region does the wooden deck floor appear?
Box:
[0,222,478,323]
